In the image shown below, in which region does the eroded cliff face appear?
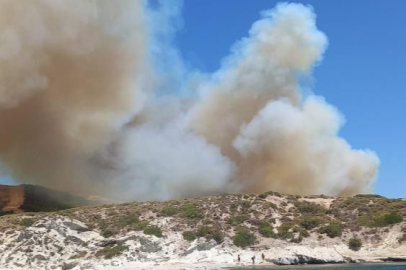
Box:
[0,184,94,215]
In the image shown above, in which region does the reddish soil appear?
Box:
[0,185,25,213]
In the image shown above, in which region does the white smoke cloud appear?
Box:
[233,97,379,196]
[0,1,379,200]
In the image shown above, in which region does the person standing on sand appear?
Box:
[251,255,255,264]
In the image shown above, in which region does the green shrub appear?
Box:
[95,245,128,259]
[117,214,140,228]
[242,201,251,208]
[161,206,178,216]
[258,193,268,199]
[230,204,238,211]
[296,202,326,215]
[320,222,343,238]
[228,215,249,226]
[258,221,275,238]
[299,228,310,238]
[275,222,294,240]
[349,238,362,251]
[300,217,322,230]
[211,230,224,244]
[358,212,403,227]
[101,229,116,238]
[99,220,108,230]
[143,226,163,238]
[20,218,35,227]
[293,226,310,238]
[196,226,224,244]
[233,230,256,248]
[277,230,294,240]
[374,212,403,227]
[183,231,196,241]
[196,226,211,238]
[180,204,203,220]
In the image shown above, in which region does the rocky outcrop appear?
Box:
[271,254,345,265]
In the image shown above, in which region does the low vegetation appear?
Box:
[161,206,178,216]
[258,221,275,238]
[143,226,163,238]
[95,244,128,259]
[182,231,196,241]
[1,191,404,252]
[180,204,203,220]
[319,222,343,238]
[19,218,35,227]
[349,238,362,251]
[233,229,256,248]
[69,251,87,260]
[196,226,224,244]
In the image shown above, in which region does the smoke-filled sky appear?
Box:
[0,0,403,200]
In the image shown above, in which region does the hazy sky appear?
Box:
[1,1,404,198]
[175,0,406,198]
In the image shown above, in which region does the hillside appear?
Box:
[0,191,405,270]
[0,184,96,215]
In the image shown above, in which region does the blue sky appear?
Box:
[174,0,406,198]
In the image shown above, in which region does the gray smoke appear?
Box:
[0,1,379,201]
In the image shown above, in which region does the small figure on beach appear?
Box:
[251,255,256,264]
[262,253,265,261]
[237,254,240,263]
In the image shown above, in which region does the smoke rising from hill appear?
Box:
[0,0,379,201]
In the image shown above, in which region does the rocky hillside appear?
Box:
[0,191,405,270]
[0,184,96,215]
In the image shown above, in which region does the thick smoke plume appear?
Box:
[0,1,379,201]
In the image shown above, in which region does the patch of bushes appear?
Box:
[161,206,178,216]
[300,216,322,230]
[241,201,251,212]
[258,193,268,199]
[233,230,256,248]
[101,229,116,238]
[196,226,224,244]
[296,201,326,215]
[180,204,203,220]
[95,244,128,259]
[228,215,249,226]
[374,212,403,227]
[182,231,196,241]
[276,222,294,240]
[99,220,108,230]
[319,222,343,238]
[19,218,35,227]
[349,238,362,251]
[143,226,163,238]
[117,214,140,228]
[358,212,403,227]
[293,226,310,238]
[258,221,275,238]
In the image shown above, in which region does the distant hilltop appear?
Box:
[0,184,97,215]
